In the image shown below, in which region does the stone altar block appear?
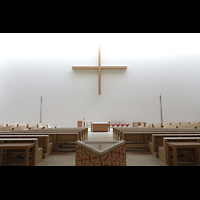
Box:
[75,140,126,166]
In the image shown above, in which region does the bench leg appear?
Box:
[167,144,171,166]
[0,149,3,166]
[4,149,8,166]
[25,147,29,166]
[194,148,198,166]
[31,146,35,166]
[173,147,178,166]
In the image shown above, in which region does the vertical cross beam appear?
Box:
[72,44,127,95]
[98,44,101,95]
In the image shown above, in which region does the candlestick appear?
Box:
[160,94,163,127]
[40,95,43,123]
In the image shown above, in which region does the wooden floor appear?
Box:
[5,130,199,166]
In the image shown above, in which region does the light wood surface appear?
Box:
[0,143,35,166]
[159,137,200,164]
[0,135,51,158]
[113,127,200,141]
[150,133,200,157]
[72,44,127,95]
[132,122,146,127]
[0,138,42,165]
[77,121,82,127]
[166,142,200,166]
[92,123,108,132]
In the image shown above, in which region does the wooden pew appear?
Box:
[2,131,80,151]
[1,127,88,151]
[113,127,154,140]
[114,127,200,141]
[0,138,43,165]
[27,123,34,129]
[122,132,150,150]
[10,127,88,141]
[159,137,200,164]
[177,124,196,129]
[0,123,18,131]
[149,133,200,157]
[28,125,38,130]
[0,143,35,166]
[0,122,10,127]
[12,123,27,130]
[0,135,52,158]
[114,127,163,140]
[166,142,200,166]
[120,130,200,150]
[10,129,85,141]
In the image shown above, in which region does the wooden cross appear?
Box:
[72,44,127,95]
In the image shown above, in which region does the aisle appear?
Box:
[87,129,116,141]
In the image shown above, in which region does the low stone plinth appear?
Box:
[75,140,126,166]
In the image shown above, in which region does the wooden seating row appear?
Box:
[0,138,43,166]
[0,143,35,166]
[0,122,58,131]
[0,127,88,152]
[146,121,200,128]
[0,135,52,158]
[10,127,88,141]
[149,134,200,157]
[114,127,200,165]
[121,131,200,151]
[113,127,200,141]
[166,142,200,166]
[159,137,200,165]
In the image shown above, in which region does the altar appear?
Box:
[92,122,108,132]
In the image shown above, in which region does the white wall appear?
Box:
[0,33,200,127]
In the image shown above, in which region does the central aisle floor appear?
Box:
[35,130,167,166]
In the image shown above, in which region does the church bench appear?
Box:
[28,125,38,129]
[116,129,176,140]
[0,122,10,127]
[122,132,151,150]
[0,135,52,158]
[158,137,200,164]
[27,123,34,129]
[9,129,84,141]
[0,143,35,166]
[0,138,43,166]
[12,124,27,130]
[114,127,169,140]
[120,131,176,149]
[114,127,200,141]
[0,123,18,131]
[149,133,200,157]
[11,127,88,141]
[2,132,81,151]
[120,131,200,150]
[113,127,154,140]
[166,142,200,166]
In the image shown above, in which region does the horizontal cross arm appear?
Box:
[100,66,127,69]
[72,66,99,69]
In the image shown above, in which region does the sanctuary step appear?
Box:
[87,130,116,141]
